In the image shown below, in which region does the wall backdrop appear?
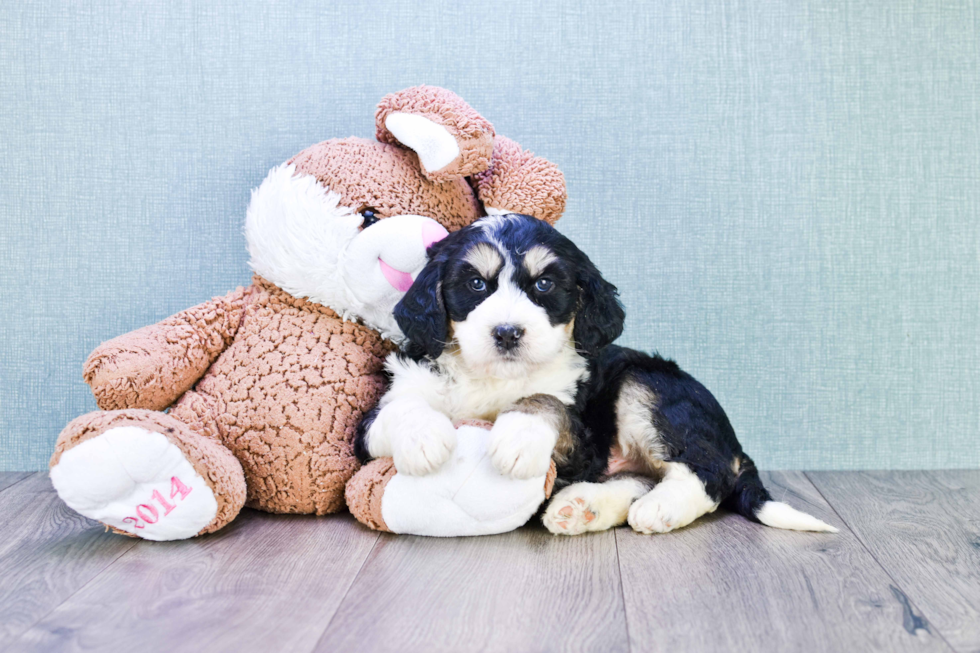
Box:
[2,1,978,471]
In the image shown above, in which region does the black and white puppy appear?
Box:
[355,214,836,535]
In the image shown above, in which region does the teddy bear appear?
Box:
[49,86,567,541]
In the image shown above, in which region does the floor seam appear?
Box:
[309,531,383,652]
[10,535,140,645]
[803,471,960,653]
[614,529,633,653]
[0,472,38,496]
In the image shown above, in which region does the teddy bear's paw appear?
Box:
[391,414,457,476]
[488,412,557,480]
[50,426,220,541]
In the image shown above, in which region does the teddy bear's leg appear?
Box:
[49,409,246,541]
[345,458,397,533]
[472,135,567,225]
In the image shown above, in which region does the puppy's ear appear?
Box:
[573,260,625,357]
[394,252,449,359]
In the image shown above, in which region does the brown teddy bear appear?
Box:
[49,86,566,541]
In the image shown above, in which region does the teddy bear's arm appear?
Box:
[375,85,495,182]
[473,135,567,225]
[83,286,251,411]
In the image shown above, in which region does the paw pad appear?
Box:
[544,494,601,536]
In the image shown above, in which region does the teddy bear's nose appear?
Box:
[422,222,449,250]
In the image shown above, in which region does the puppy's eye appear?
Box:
[468,278,487,292]
[534,278,554,293]
[360,209,380,229]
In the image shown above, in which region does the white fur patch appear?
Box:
[615,380,667,466]
[50,427,217,541]
[627,463,719,534]
[452,272,571,379]
[756,501,839,532]
[245,164,447,339]
[246,164,361,316]
[385,112,460,173]
[367,396,457,476]
[382,345,587,424]
[488,411,558,479]
[544,477,651,535]
[381,424,549,536]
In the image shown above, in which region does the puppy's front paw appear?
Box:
[391,409,457,476]
[488,411,558,480]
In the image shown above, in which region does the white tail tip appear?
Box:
[756,501,839,533]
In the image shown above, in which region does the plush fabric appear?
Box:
[51,409,246,536]
[84,288,250,412]
[167,276,395,514]
[5,3,979,473]
[65,278,395,515]
[346,421,560,536]
[288,138,483,232]
[47,86,569,539]
[345,457,397,533]
[473,136,566,225]
[375,85,495,181]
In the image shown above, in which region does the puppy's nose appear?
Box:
[492,324,525,351]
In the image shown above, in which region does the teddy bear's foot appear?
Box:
[50,410,246,541]
[345,458,397,533]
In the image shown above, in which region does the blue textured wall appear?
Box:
[1,1,978,470]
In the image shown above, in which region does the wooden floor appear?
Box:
[1,471,978,653]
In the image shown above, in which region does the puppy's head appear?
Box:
[394,214,624,377]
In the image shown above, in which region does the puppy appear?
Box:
[356,214,836,535]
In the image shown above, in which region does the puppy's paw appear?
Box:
[488,411,557,480]
[542,484,602,535]
[628,485,702,534]
[377,401,457,476]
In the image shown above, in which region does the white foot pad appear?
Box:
[50,427,218,541]
[381,424,549,537]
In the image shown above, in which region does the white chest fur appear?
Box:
[383,347,587,422]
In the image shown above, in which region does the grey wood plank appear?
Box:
[16,509,380,653]
[0,472,34,494]
[0,473,138,647]
[315,524,628,653]
[808,471,980,653]
[617,471,949,653]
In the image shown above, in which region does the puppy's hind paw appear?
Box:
[542,484,606,535]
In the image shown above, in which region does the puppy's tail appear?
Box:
[723,457,838,533]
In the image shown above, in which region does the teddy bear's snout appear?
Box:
[422,221,448,251]
[374,220,446,292]
[342,214,449,299]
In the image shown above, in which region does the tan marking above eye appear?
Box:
[523,246,558,278]
[463,243,503,279]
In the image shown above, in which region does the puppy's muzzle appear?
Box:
[492,324,525,352]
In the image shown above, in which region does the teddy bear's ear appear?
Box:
[472,135,567,225]
[376,86,495,183]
